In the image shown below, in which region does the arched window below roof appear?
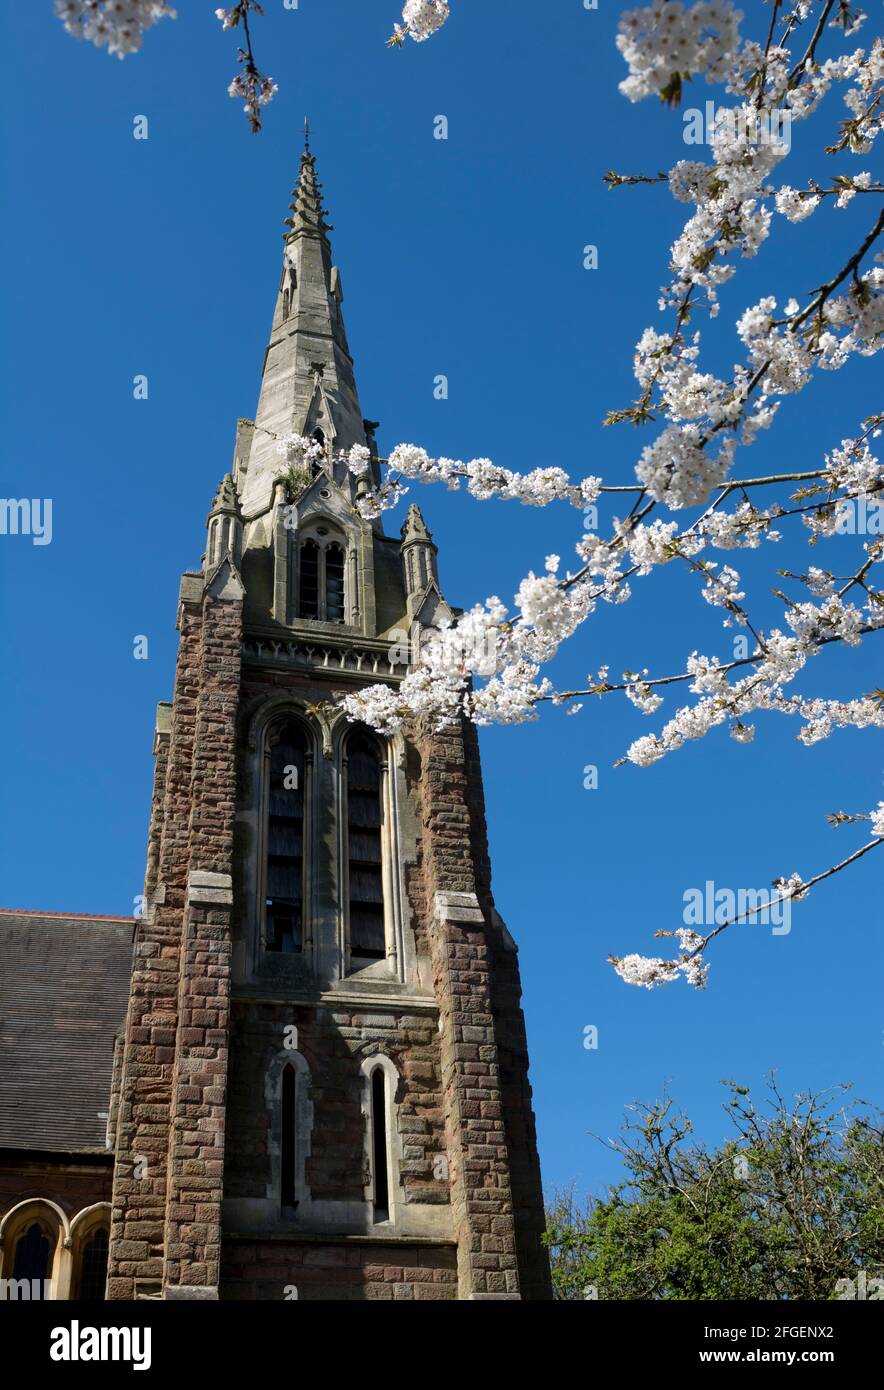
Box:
[76,1227,109,1302]
[12,1222,51,1293]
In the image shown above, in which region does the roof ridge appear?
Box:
[0,907,134,922]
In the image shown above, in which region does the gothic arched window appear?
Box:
[268,1048,312,1216]
[281,1063,297,1210]
[345,731,386,963]
[77,1227,109,1302]
[265,719,307,954]
[297,527,348,624]
[12,1222,51,1294]
[360,1055,400,1226]
[370,1067,390,1223]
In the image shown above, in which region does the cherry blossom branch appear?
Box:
[787,0,837,83]
[609,831,882,990]
[695,836,882,951]
[598,469,828,493]
[547,621,884,706]
[215,3,277,133]
[789,206,884,333]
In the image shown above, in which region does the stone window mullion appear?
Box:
[302,749,314,958]
[379,756,397,973]
[318,544,328,621]
[340,748,351,976]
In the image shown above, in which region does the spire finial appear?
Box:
[283,123,333,240]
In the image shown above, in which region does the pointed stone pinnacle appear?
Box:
[401,503,434,545]
[208,473,241,518]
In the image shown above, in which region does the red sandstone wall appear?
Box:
[220,1239,457,1300]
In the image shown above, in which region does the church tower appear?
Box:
[106,135,551,1302]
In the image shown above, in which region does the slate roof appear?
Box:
[0,910,134,1153]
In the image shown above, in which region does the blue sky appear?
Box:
[1,1,880,1198]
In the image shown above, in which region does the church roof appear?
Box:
[0,910,134,1154]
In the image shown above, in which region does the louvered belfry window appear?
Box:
[299,539,320,619]
[298,533,347,623]
[326,543,346,623]
[265,720,306,953]
[346,732,385,961]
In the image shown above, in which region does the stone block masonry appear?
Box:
[413,716,552,1300]
[107,578,243,1300]
[221,1239,458,1301]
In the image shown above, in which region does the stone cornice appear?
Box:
[241,632,404,684]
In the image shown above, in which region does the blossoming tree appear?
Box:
[55,0,883,989]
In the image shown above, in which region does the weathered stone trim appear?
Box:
[187,870,234,907]
[164,1284,219,1300]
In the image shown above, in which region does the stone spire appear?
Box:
[238,128,370,517]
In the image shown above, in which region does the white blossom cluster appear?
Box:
[54,0,175,57]
[376,444,601,511]
[700,562,745,614]
[636,426,734,508]
[356,480,409,521]
[623,579,884,769]
[619,519,681,574]
[729,720,755,743]
[342,602,557,734]
[611,929,709,990]
[634,329,732,423]
[392,0,450,45]
[344,557,597,731]
[615,18,884,518]
[835,172,874,208]
[771,872,808,902]
[787,694,884,746]
[341,443,372,478]
[616,0,743,102]
[276,433,325,471]
[871,802,884,838]
[774,186,820,222]
[735,274,883,396]
[840,36,884,152]
[625,679,664,714]
[803,430,883,539]
[228,70,277,118]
